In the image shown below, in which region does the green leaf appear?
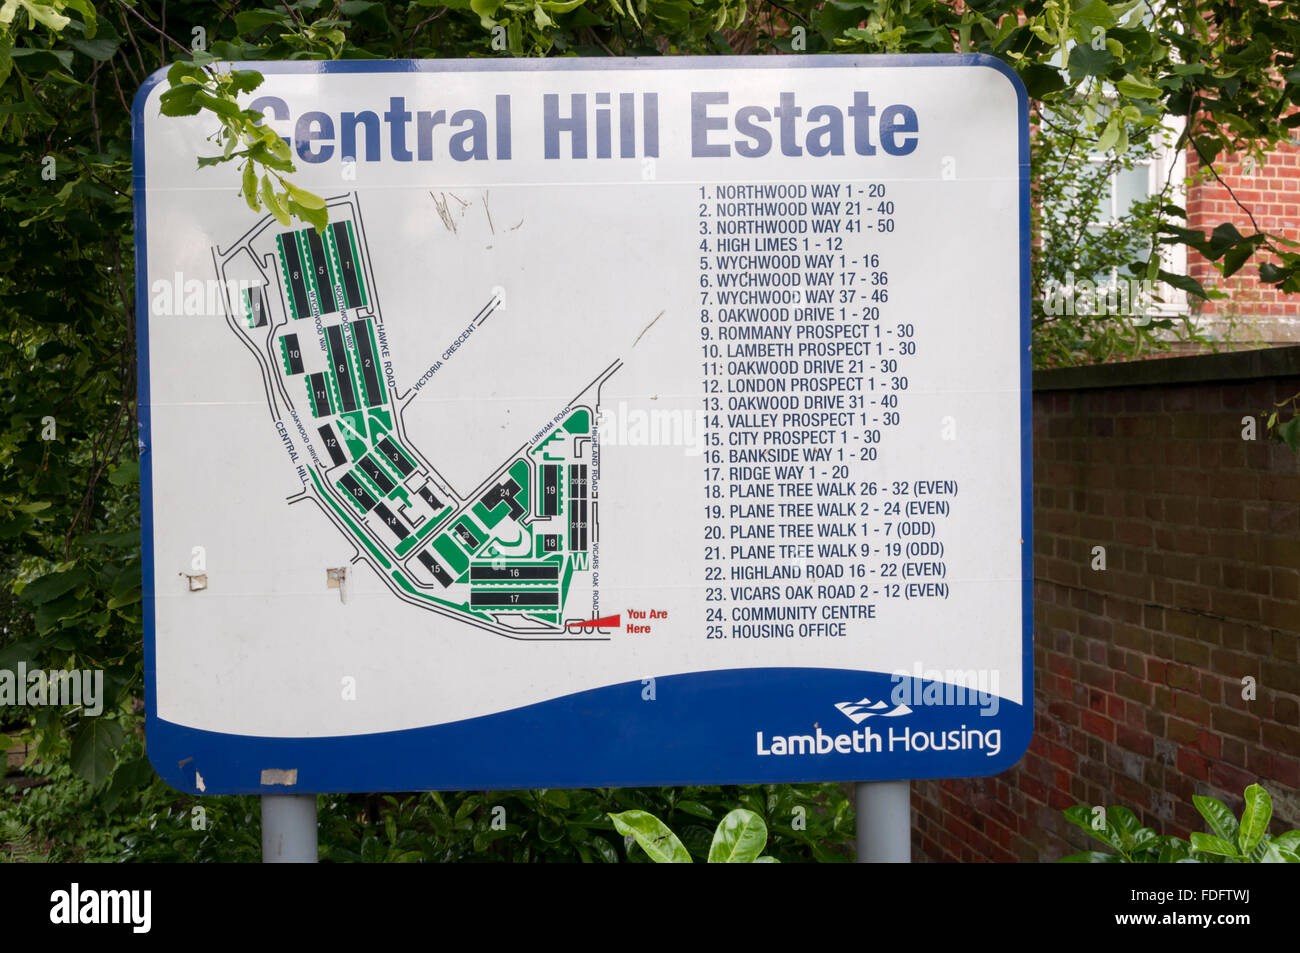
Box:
[20,1,71,31]
[10,46,73,72]
[228,70,264,96]
[470,0,504,25]
[63,0,97,37]
[1238,784,1272,855]
[1208,222,1246,255]
[1157,836,1195,863]
[1095,119,1120,154]
[66,35,119,61]
[1064,804,1124,852]
[0,30,14,87]
[19,568,89,606]
[1020,63,1068,99]
[708,809,768,863]
[69,718,125,788]
[674,800,715,820]
[288,197,328,233]
[1276,415,1300,452]
[1222,243,1253,278]
[1068,43,1115,81]
[608,810,691,863]
[1190,832,1239,859]
[107,459,137,487]
[234,9,291,33]
[1260,261,1291,284]
[281,179,326,210]
[193,90,243,120]
[166,60,204,85]
[539,789,570,809]
[242,162,259,212]
[1158,269,1210,300]
[158,85,202,118]
[1274,831,1300,854]
[1193,794,1241,844]
[1071,0,1117,38]
[1115,78,1161,100]
[261,176,291,226]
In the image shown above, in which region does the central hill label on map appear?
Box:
[136,55,1031,794]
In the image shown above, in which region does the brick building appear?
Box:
[1181,142,1300,349]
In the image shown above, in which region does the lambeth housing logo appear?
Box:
[833,698,912,724]
[753,669,1007,760]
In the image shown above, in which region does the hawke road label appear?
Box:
[135,55,1032,794]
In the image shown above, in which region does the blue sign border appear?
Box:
[134,53,1033,794]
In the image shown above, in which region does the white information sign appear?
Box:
[136,54,1031,793]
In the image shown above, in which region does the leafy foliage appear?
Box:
[610,806,777,862]
[1060,784,1300,863]
[0,734,851,861]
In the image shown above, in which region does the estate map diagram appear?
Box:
[211,195,615,641]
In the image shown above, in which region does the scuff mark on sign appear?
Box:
[430,192,470,233]
[633,310,665,348]
[260,768,299,786]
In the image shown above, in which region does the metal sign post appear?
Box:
[261,794,318,863]
[856,780,912,862]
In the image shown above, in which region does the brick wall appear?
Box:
[911,347,1300,863]
[1185,144,1300,347]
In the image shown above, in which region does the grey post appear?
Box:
[261,794,319,863]
[855,780,911,863]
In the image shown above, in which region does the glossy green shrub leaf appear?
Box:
[609,810,691,863]
[1238,784,1272,855]
[708,809,767,863]
[1193,795,1240,844]
[1190,833,1239,859]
